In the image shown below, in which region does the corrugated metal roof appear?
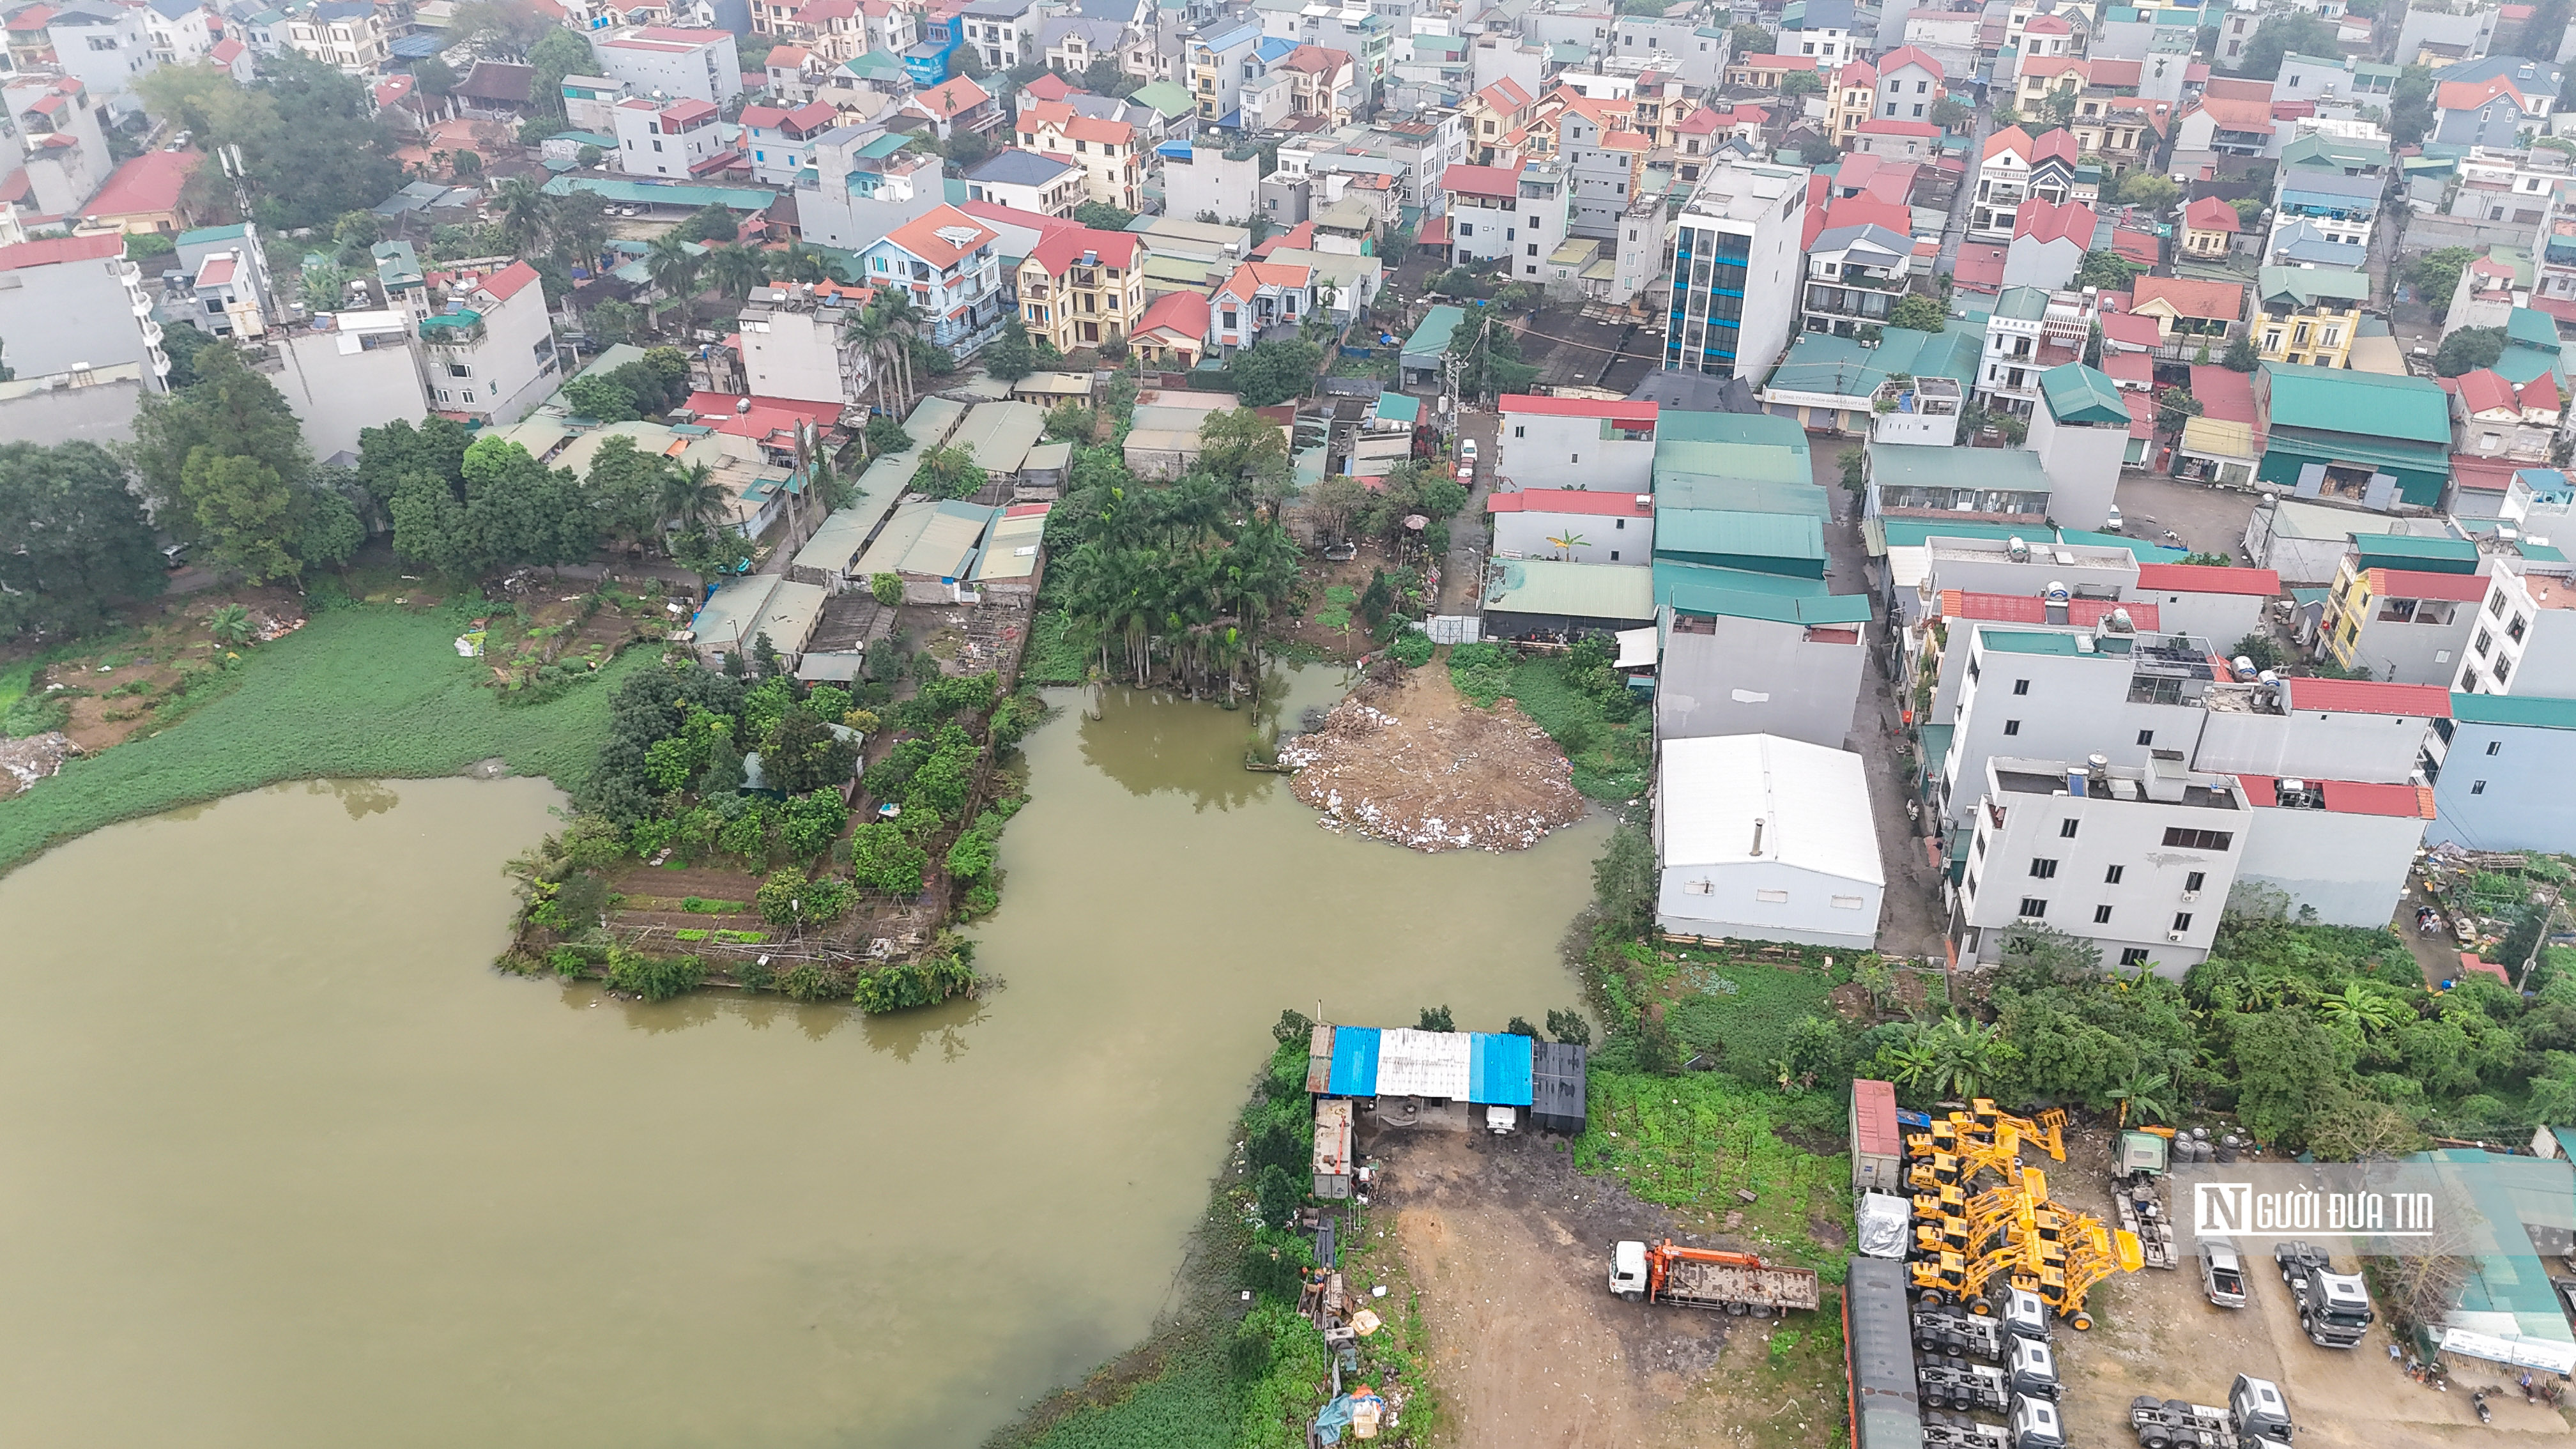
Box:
[1657,507,1825,562]
[1852,1078,1901,1156]
[1654,438,1812,486]
[1328,1026,1381,1096]
[2262,363,2450,444]
[1483,558,1657,622]
[2451,691,2576,730]
[1658,733,1883,884]
[1653,474,1833,517]
[1468,1032,1533,1107]
[1374,1027,1471,1099]
[2283,677,2453,717]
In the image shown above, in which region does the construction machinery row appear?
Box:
[1900,1100,2142,1332]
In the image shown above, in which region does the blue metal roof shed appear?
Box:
[1328,1027,1381,1096]
[1469,1032,1533,1107]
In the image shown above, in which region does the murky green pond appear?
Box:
[0,672,1606,1447]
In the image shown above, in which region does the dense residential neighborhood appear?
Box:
[12,0,2576,1443]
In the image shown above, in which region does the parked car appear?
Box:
[2199,1235,2247,1308]
[2103,505,2125,533]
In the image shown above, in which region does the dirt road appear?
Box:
[1383,1130,1844,1449]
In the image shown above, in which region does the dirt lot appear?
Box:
[1278,664,1586,852]
[2040,1131,2573,1447]
[1380,1128,1846,1449]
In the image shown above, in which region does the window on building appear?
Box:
[2473,780,2488,794]
[2059,819,2080,838]
[1974,832,1986,858]
[2173,911,2193,933]
[2104,864,2125,884]
[2094,905,2113,924]
[2012,678,2030,695]
[2161,828,2232,850]
[2120,947,2150,967]
[2030,858,2058,878]
[2019,898,2049,919]
[2003,719,2021,735]
[2492,589,2508,616]
[2186,871,2206,893]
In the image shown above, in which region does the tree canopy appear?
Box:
[0,441,166,638]
[2434,326,2506,377]
[131,342,353,583]
[2238,12,2341,80]
[139,54,405,232]
[1227,339,1322,407]
[383,436,597,579]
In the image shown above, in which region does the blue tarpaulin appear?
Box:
[1328,1027,1381,1097]
[1469,1032,1534,1107]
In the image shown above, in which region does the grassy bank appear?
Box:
[0,604,646,874]
[1450,643,1650,801]
[992,1032,1436,1449]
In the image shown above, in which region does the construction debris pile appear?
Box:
[0,732,73,796]
[1277,670,1587,854]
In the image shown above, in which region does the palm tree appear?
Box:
[657,461,728,544]
[491,176,555,256]
[643,234,702,330]
[1924,1016,2010,1101]
[914,443,981,500]
[778,246,832,284]
[873,291,924,408]
[206,602,255,645]
[2108,1069,2175,1128]
[704,242,771,305]
[848,306,900,424]
[2319,983,2407,1036]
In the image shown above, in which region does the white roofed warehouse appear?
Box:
[1653,734,1885,949]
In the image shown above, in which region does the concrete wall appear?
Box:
[2236,804,2424,927]
[2430,718,2576,850]
[0,375,146,447]
[270,330,431,461]
[1957,774,2241,976]
[2140,589,2266,653]
[743,305,859,404]
[2192,705,2430,783]
[1655,858,1882,948]
[1490,509,1652,564]
[595,31,744,103]
[2028,406,2126,531]
[2342,608,2479,685]
[1498,410,1655,489]
[0,257,160,382]
[1657,618,1864,749]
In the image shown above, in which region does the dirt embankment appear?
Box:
[1278,666,1587,853]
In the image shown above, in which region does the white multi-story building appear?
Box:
[1662,157,1806,381]
[1264,3,1390,86]
[415,261,560,425]
[1940,622,2448,837]
[1954,752,2248,975]
[593,26,744,105]
[2455,563,2576,697]
[0,231,168,392]
[283,0,390,75]
[612,96,726,178]
[1444,159,1569,282]
[263,309,429,460]
[792,125,947,252]
[954,0,1043,72]
[41,1,157,108]
[1496,392,1657,490]
[736,282,875,406]
[142,0,214,66]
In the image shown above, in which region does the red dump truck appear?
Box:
[1608,1240,1823,1315]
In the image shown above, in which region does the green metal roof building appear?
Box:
[1401,304,1466,383]
[1653,438,1811,487]
[1654,410,1811,455]
[2354,533,2482,574]
[2255,363,2452,509]
[1655,474,1833,517]
[2037,363,2131,425]
[1482,558,1657,635]
[1654,508,1826,577]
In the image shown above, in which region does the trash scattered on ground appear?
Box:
[1278,668,1586,853]
[0,732,75,793]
